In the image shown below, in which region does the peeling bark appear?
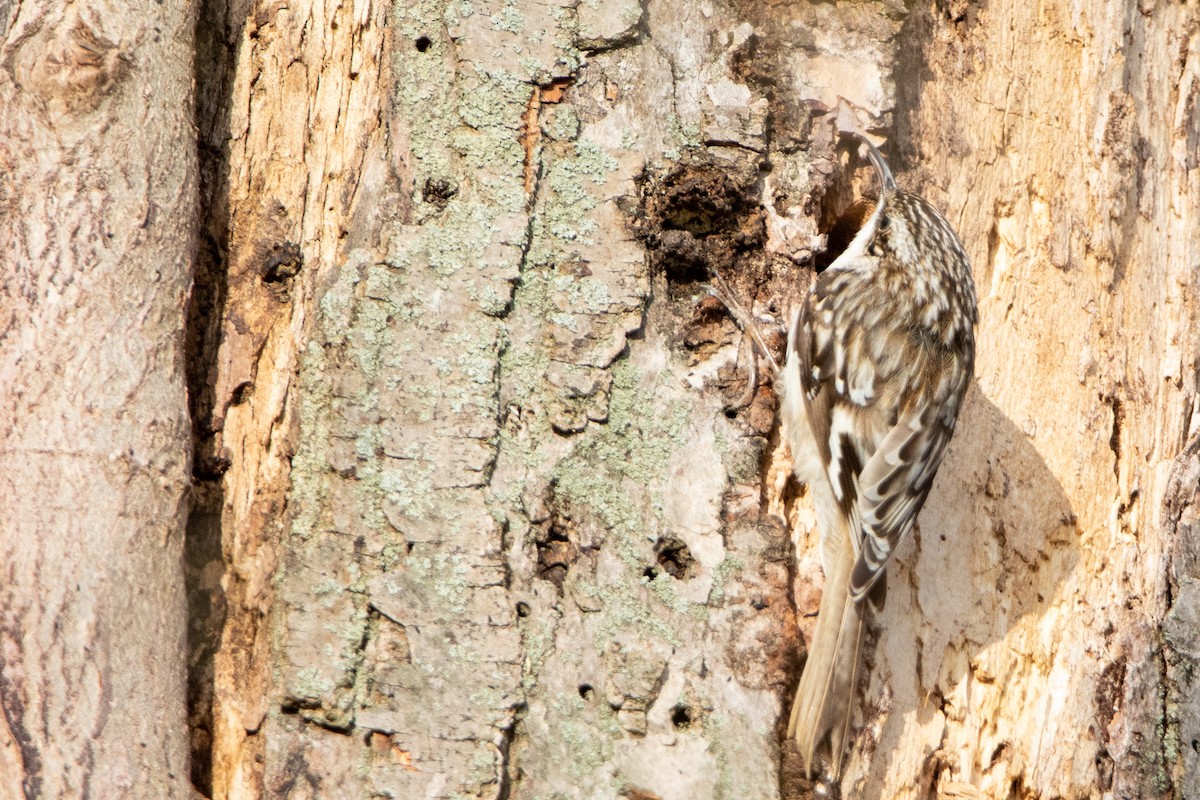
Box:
[181,1,1199,799]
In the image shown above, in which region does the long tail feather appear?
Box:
[788,537,865,779]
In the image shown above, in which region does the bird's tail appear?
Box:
[787,537,865,780]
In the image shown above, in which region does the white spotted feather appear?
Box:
[784,137,976,779]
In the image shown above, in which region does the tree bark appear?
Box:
[188,0,797,796]
[184,0,1200,798]
[0,2,198,797]
[874,4,1199,798]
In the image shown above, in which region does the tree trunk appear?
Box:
[2,0,1186,799]
[876,4,1199,798]
[188,0,798,796]
[0,3,197,797]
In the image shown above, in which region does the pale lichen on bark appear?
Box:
[186,0,1200,798]
[254,0,799,796]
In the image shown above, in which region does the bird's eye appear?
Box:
[879,215,891,230]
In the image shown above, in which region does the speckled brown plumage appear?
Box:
[781,138,977,781]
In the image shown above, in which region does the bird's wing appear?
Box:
[847,363,969,599]
[800,267,972,599]
[797,268,880,562]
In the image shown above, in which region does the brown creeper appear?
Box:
[781,137,977,779]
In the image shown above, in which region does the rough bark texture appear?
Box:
[871,4,1199,798]
[0,2,197,797]
[190,0,799,797]
[187,0,397,794]
[184,0,1200,799]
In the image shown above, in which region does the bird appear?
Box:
[780,135,977,781]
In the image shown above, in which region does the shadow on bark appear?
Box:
[1162,435,1200,797]
[184,0,241,793]
[860,384,1080,800]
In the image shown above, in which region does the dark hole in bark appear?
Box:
[813,198,876,273]
[261,241,302,283]
[516,601,531,618]
[629,160,793,386]
[578,684,594,700]
[654,535,696,579]
[414,36,431,52]
[671,704,693,728]
[632,163,767,296]
[536,519,577,591]
[229,381,252,405]
[422,176,458,210]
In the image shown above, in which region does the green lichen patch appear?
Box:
[547,692,619,778]
[538,139,619,245]
[547,358,706,644]
[489,0,524,32]
[707,554,746,606]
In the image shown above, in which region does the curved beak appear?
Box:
[853,133,897,193]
